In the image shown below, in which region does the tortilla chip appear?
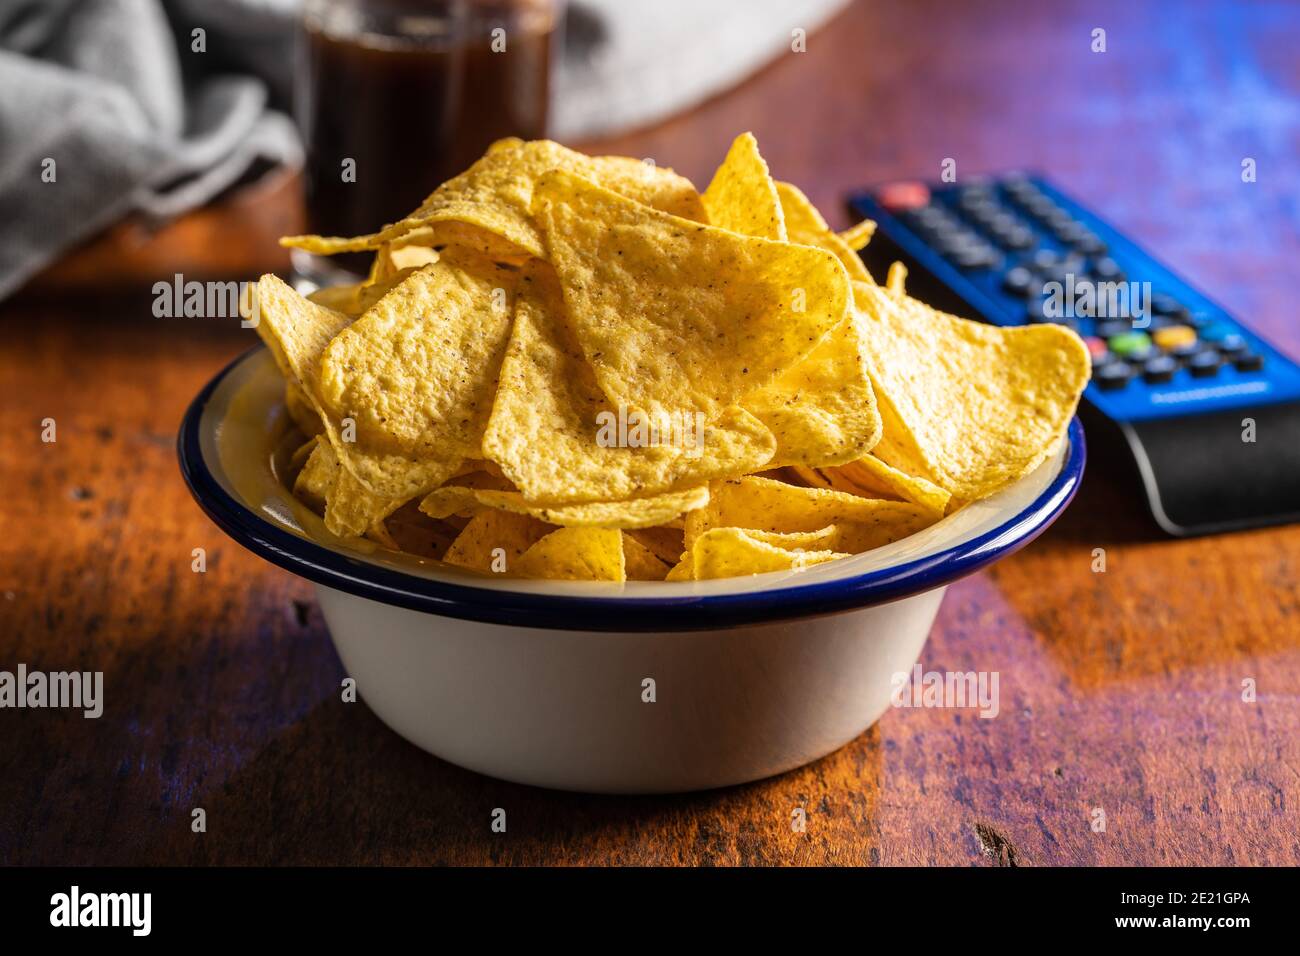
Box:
[514,527,626,581]
[622,532,671,581]
[741,312,881,467]
[626,526,686,565]
[886,261,908,295]
[382,500,459,559]
[292,437,334,512]
[442,509,552,574]
[292,438,404,537]
[279,233,383,255]
[419,484,710,530]
[827,454,952,516]
[533,169,849,418]
[482,261,777,504]
[775,181,874,283]
[253,273,353,390]
[665,556,694,581]
[306,266,425,318]
[316,252,517,499]
[374,138,706,259]
[685,475,937,552]
[690,528,847,580]
[852,280,1090,501]
[839,219,876,251]
[702,132,786,240]
[285,380,324,437]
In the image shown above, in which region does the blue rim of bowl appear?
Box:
[179,347,1087,632]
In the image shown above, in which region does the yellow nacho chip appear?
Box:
[374,138,706,259]
[626,526,686,565]
[690,528,847,580]
[306,264,427,318]
[253,273,352,390]
[442,509,553,574]
[886,261,908,295]
[702,132,786,240]
[839,219,877,251]
[852,280,1090,501]
[515,527,625,581]
[775,181,874,283]
[316,252,518,499]
[279,233,383,255]
[534,169,850,418]
[827,454,952,516]
[622,532,671,581]
[685,475,937,552]
[664,556,693,581]
[285,379,323,437]
[292,438,404,537]
[419,484,709,530]
[482,262,777,504]
[292,437,334,511]
[263,136,1090,582]
[741,311,881,467]
[382,501,460,560]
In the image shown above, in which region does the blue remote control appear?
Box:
[847,176,1300,536]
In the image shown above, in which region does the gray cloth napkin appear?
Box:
[0,0,847,300]
[0,0,301,299]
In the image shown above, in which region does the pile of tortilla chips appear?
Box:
[257,133,1089,582]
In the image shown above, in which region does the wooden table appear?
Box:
[2,0,1297,866]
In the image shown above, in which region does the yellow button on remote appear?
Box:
[1153,325,1197,350]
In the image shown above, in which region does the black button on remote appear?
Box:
[1097,320,1133,339]
[1217,334,1247,355]
[1143,355,1178,383]
[1187,351,1221,377]
[1003,266,1035,296]
[1091,257,1124,282]
[1095,363,1132,389]
[1234,352,1264,372]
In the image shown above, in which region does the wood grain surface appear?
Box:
[2,0,1298,866]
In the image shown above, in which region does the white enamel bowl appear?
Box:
[180,348,1085,794]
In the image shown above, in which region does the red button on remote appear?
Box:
[877,181,931,212]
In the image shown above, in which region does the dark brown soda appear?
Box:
[296,1,554,268]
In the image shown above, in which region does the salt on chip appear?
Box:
[442,509,553,574]
[420,484,709,530]
[852,279,1090,501]
[690,528,847,580]
[702,132,786,240]
[316,251,517,499]
[775,181,874,284]
[685,475,937,553]
[482,262,777,504]
[741,311,881,468]
[373,138,706,260]
[515,527,625,581]
[533,169,850,419]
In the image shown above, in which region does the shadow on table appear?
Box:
[141,692,884,866]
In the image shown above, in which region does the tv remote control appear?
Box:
[847,175,1300,536]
